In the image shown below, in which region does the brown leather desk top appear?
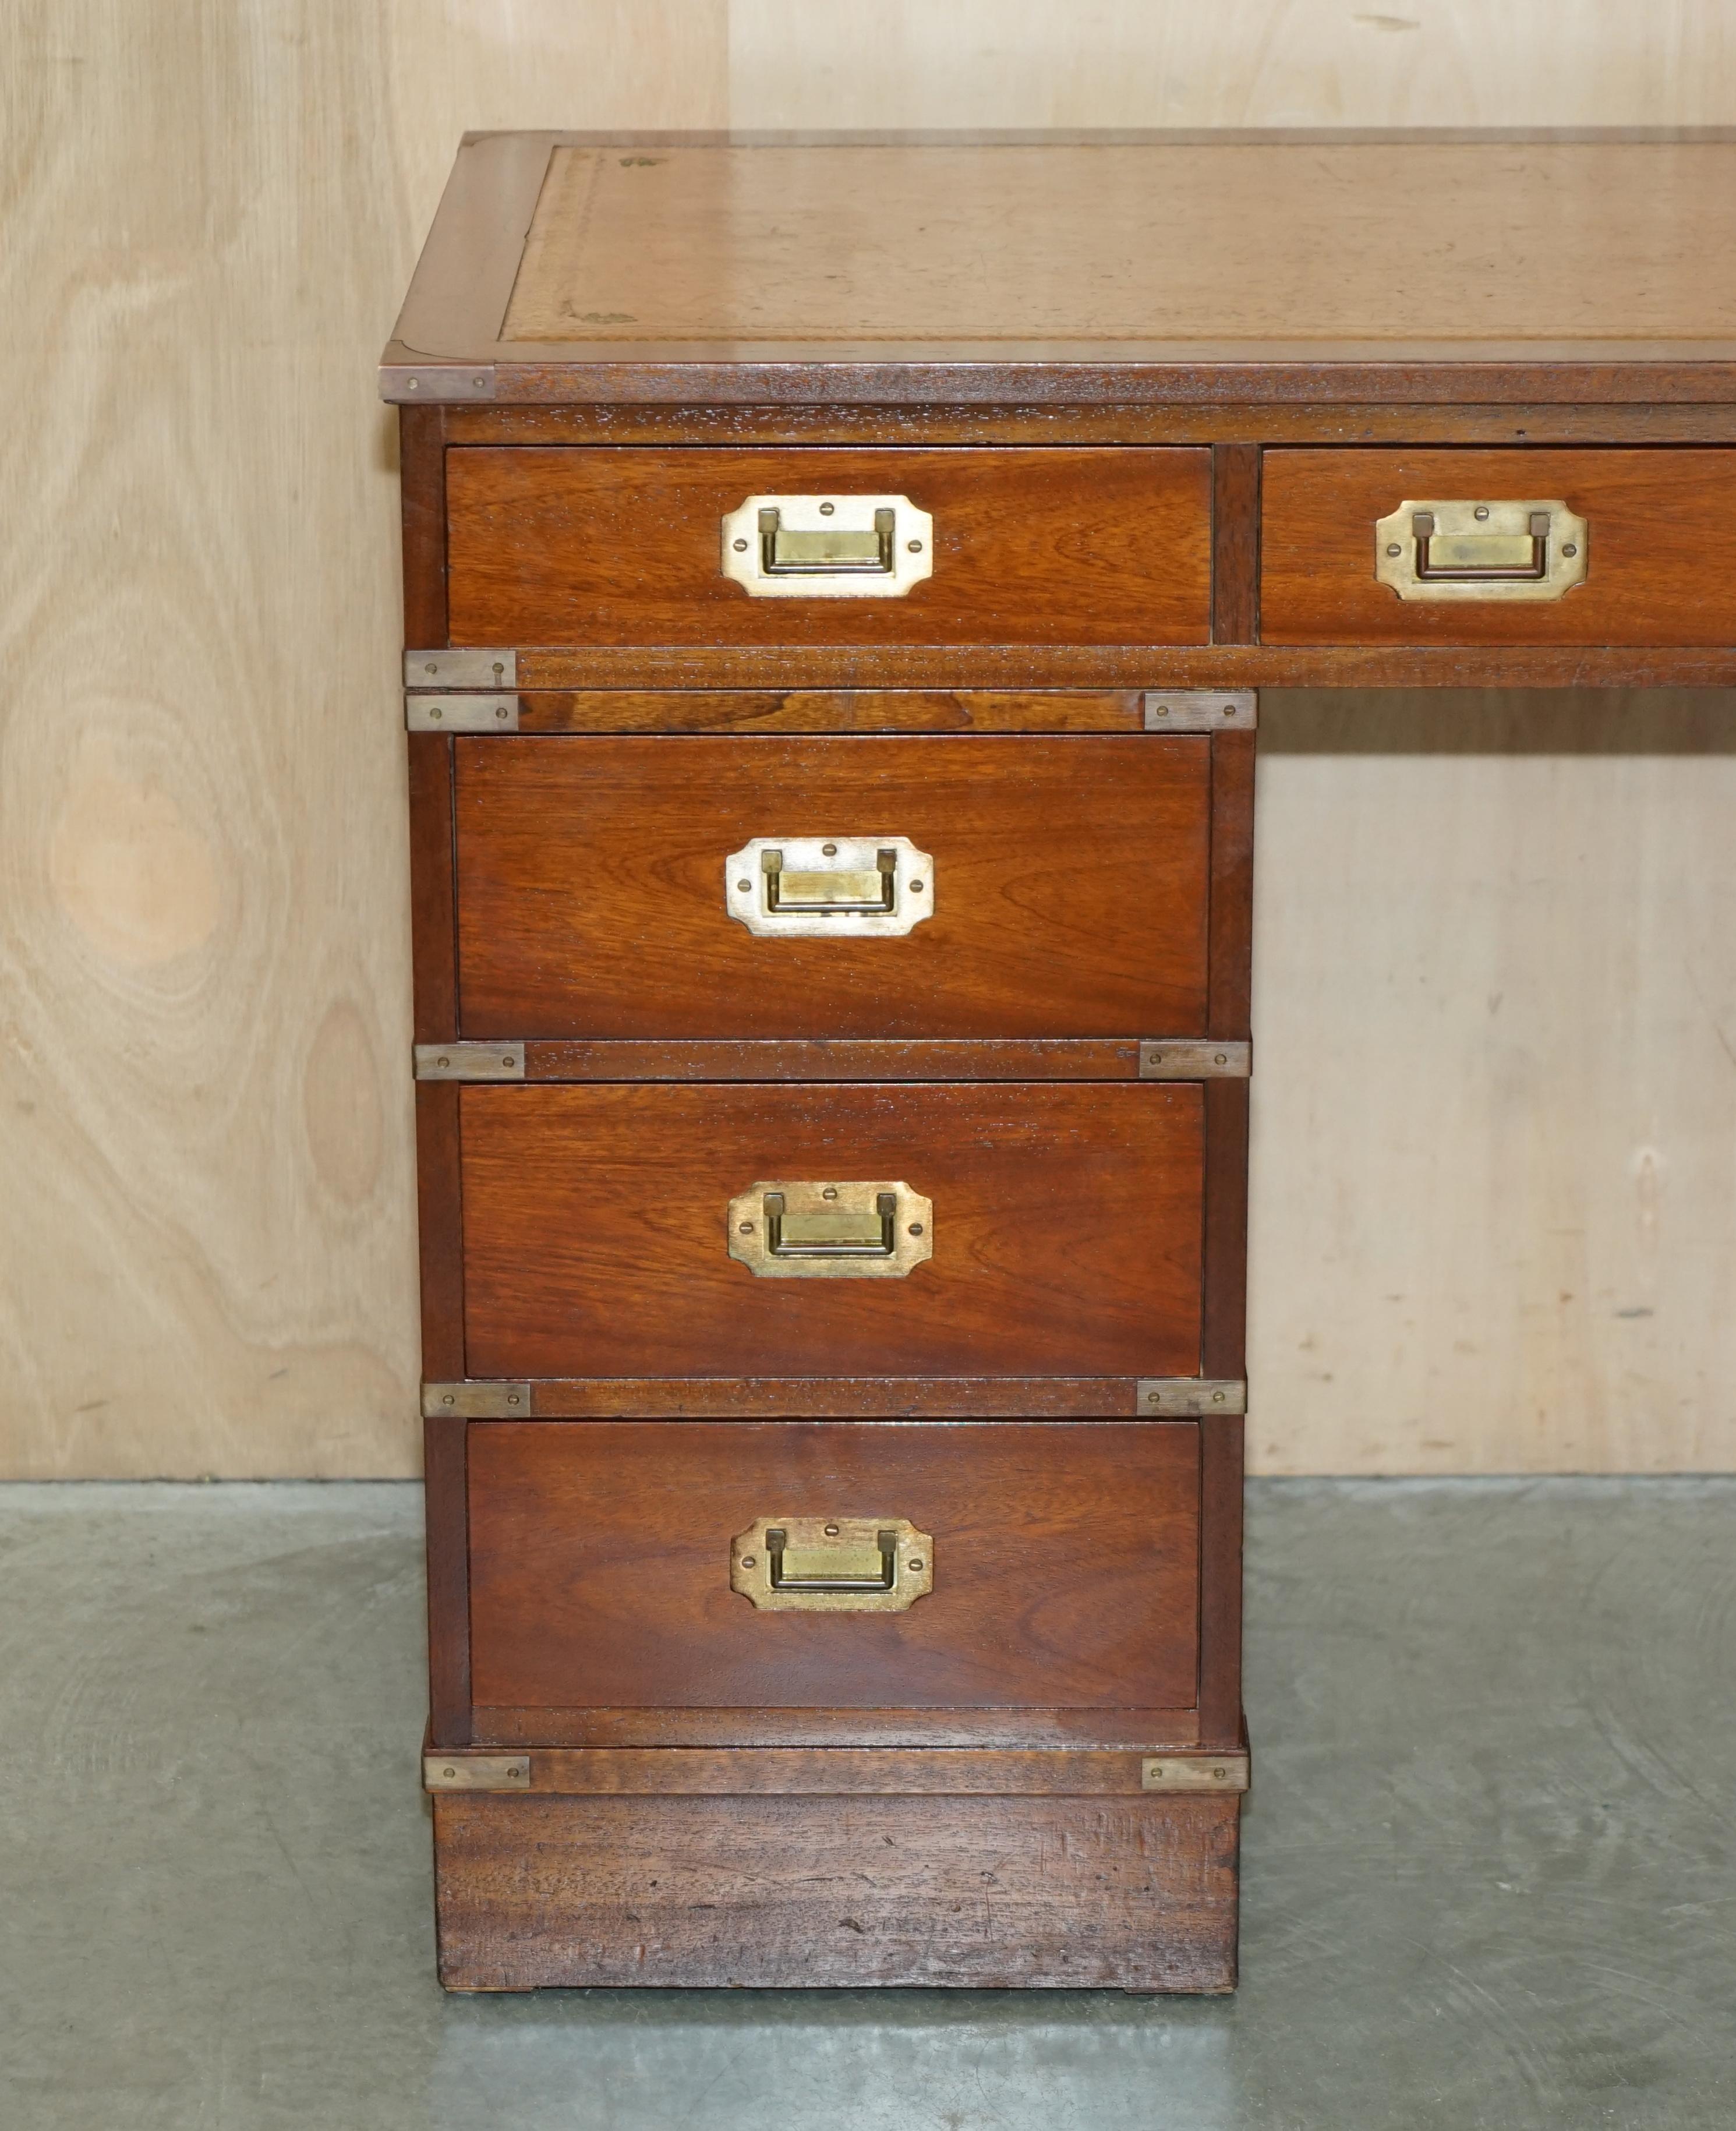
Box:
[383,129,1736,405]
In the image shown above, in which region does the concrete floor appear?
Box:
[2,1480,1731,2130]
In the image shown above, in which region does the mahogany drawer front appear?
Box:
[444,447,1214,649]
[1261,447,1736,645]
[454,734,1211,1040]
[466,1421,1201,1716]
[459,1082,1204,1380]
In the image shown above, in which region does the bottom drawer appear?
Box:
[433,1790,1240,1991]
[465,1420,1202,1739]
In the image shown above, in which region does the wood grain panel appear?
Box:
[455,735,1210,1039]
[1247,690,1736,1476]
[467,1420,1200,1714]
[450,1747,1232,1792]
[0,1,726,1478]
[459,1082,1205,1379]
[729,5,1736,133]
[452,404,1736,447]
[502,1379,1148,1418]
[444,447,1212,647]
[509,642,1736,690]
[514,690,1148,731]
[473,1705,1205,1748]
[433,1791,1239,1990]
[1263,449,1736,645]
[10,5,1736,1480]
[521,1040,1150,1080]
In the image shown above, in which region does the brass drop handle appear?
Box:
[766,1524,897,1593]
[759,506,895,576]
[727,1179,934,1280]
[721,493,934,599]
[763,846,896,916]
[730,1515,935,1612]
[1375,498,1588,602]
[1413,508,1552,582]
[763,1188,899,1260]
[724,835,934,938]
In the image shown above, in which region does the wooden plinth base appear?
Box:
[432,1791,1240,1991]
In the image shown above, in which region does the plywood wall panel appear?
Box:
[730,2,1736,129]
[1248,695,1736,1475]
[4,3,1735,1475]
[0,3,727,1477]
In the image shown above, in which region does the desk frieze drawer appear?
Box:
[452,733,1212,1040]
[458,1081,1205,1382]
[1261,447,1736,645]
[444,446,1214,650]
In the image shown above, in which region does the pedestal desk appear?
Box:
[383,130,1736,1991]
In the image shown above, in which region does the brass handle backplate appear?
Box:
[727,1179,933,1280]
[721,493,934,599]
[730,1515,934,1612]
[725,835,934,939]
[1375,498,1587,602]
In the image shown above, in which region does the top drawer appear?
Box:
[444,448,1213,649]
[1261,448,1736,645]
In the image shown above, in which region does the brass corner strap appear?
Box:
[405,648,518,689]
[1139,1040,1250,1079]
[422,1381,532,1419]
[425,1754,529,1791]
[1141,1754,1249,1793]
[405,694,519,733]
[1137,1379,1247,1416]
[381,365,497,404]
[1143,691,1257,731]
[415,1043,525,1082]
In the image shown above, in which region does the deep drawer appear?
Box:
[466,1420,1201,1717]
[454,733,1211,1040]
[1261,447,1736,645]
[458,1081,1204,1380]
[444,447,1213,649]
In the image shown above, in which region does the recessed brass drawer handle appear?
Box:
[731,1515,935,1612]
[721,493,934,599]
[725,834,934,938]
[1375,498,1587,602]
[728,1179,934,1280]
